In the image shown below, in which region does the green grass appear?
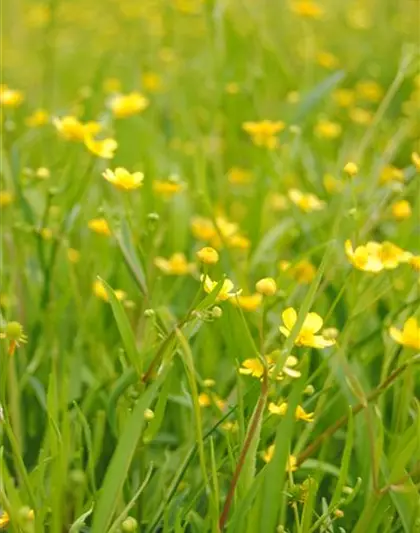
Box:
[1,0,420,532]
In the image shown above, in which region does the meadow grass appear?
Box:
[1,0,420,532]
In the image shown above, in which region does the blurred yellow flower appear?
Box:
[280,307,336,348]
[142,72,163,93]
[379,242,412,269]
[227,234,251,250]
[239,357,264,378]
[345,240,383,272]
[289,259,316,284]
[240,354,301,380]
[201,275,240,301]
[333,88,355,108]
[67,248,81,263]
[291,0,324,19]
[196,246,219,265]
[256,277,277,296]
[268,402,314,422]
[288,189,325,212]
[356,80,383,103]
[154,253,195,275]
[93,280,126,302]
[103,77,122,94]
[343,161,358,176]
[0,85,24,107]
[153,180,184,197]
[349,107,373,125]
[315,119,342,139]
[225,82,240,94]
[323,173,343,194]
[0,191,14,207]
[103,167,144,191]
[110,92,149,118]
[243,120,285,150]
[88,218,112,236]
[26,108,49,127]
[262,445,297,471]
[411,152,420,171]
[198,392,211,407]
[389,317,420,350]
[270,193,289,211]
[391,200,411,220]
[379,165,404,185]
[0,511,9,528]
[316,51,339,69]
[231,293,263,312]
[191,217,217,241]
[85,135,117,159]
[409,256,420,271]
[227,167,253,184]
[54,116,101,142]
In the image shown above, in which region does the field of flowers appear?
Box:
[1,0,420,531]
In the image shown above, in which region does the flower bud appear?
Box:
[212,306,223,318]
[196,246,219,265]
[122,517,138,531]
[255,277,277,296]
[343,161,358,177]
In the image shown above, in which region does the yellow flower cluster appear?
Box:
[191,215,250,250]
[345,240,413,273]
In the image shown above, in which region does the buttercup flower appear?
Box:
[239,354,301,380]
[110,92,149,118]
[201,275,240,301]
[314,119,342,139]
[26,108,49,127]
[389,317,420,350]
[154,253,195,275]
[54,116,100,142]
[280,307,336,348]
[288,189,325,212]
[191,217,217,241]
[0,321,28,355]
[103,167,144,191]
[231,293,263,312]
[93,280,126,302]
[0,511,9,528]
[412,152,420,171]
[0,191,14,207]
[343,161,359,176]
[243,120,285,150]
[153,179,184,198]
[289,259,316,284]
[349,107,373,125]
[67,248,81,263]
[291,0,324,19]
[196,246,219,265]
[355,80,383,102]
[142,72,163,93]
[88,218,112,236]
[0,85,24,107]
[409,256,420,271]
[268,402,314,422]
[333,88,355,108]
[345,240,383,272]
[380,165,404,185]
[85,135,118,159]
[228,167,253,184]
[262,446,297,471]
[391,200,411,220]
[256,277,277,296]
[316,51,339,69]
[379,242,412,269]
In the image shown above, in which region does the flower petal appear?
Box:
[303,312,323,334]
[389,326,403,345]
[282,307,297,331]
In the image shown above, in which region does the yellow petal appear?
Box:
[389,326,403,345]
[303,312,323,334]
[279,326,291,338]
[311,335,335,348]
[282,307,297,331]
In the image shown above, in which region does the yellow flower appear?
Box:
[53,116,100,142]
[333,88,355,108]
[343,161,359,176]
[314,119,342,139]
[227,167,253,184]
[239,354,301,380]
[67,248,81,263]
[110,92,149,118]
[154,253,196,275]
[88,217,112,236]
[391,200,411,221]
[198,392,211,407]
[0,321,28,355]
[389,317,420,350]
[231,293,263,312]
[280,307,336,349]
[316,51,339,70]
[323,174,343,194]
[103,167,144,191]
[243,120,285,150]
[144,408,155,420]
[291,0,324,19]
[0,191,14,207]
[349,107,373,125]
[239,358,265,378]
[142,72,163,93]
[356,80,383,103]
[191,217,217,241]
[409,256,420,271]
[379,242,412,269]
[201,275,240,301]
[153,180,184,198]
[0,511,9,528]
[411,152,420,171]
[225,82,240,94]
[256,277,277,296]
[289,259,316,284]
[288,189,325,212]
[26,108,49,127]
[227,234,251,250]
[0,85,24,107]
[262,446,297,472]
[345,240,383,272]
[103,77,122,94]
[270,193,289,211]
[196,246,219,265]
[85,135,118,159]
[268,402,314,422]
[379,165,404,185]
[93,280,126,302]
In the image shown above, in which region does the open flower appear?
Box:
[239,354,301,380]
[288,189,325,212]
[53,116,101,142]
[0,321,28,355]
[103,167,144,191]
[379,242,412,269]
[243,120,285,149]
[26,108,49,127]
[109,92,149,118]
[389,317,420,350]
[0,511,9,528]
[85,135,117,159]
[345,240,383,272]
[0,85,24,107]
[93,280,126,302]
[262,446,297,471]
[280,307,336,348]
[88,218,112,236]
[201,275,240,301]
[268,402,314,422]
[154,253,195,275]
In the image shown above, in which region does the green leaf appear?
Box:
[331,408,353,507]
[91,369,168,533]
[69,505,94,533]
